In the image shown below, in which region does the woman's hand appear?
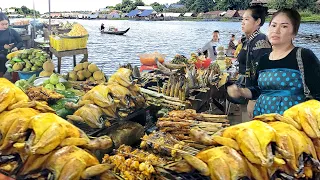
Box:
[4,44,13,50]
[11,47,18,52]
[227,84,242,98]
[247,100,256,119]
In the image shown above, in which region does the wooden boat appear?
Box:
[101,28,130,35]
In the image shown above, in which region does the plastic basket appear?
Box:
[140,65,157,72]
[138,53,166,66]
[195,58,211,69]
[17,70,41,80]
[50,35,88,51]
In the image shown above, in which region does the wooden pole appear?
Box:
[48,0,51,35]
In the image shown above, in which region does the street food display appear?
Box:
[3,23,320,180]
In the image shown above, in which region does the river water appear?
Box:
[50,19,320,75]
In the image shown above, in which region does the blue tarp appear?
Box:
[139,10,153,17]
[126,10,139,17]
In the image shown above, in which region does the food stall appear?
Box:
[1,22,320,180]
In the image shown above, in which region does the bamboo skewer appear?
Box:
[200,114,228,118]
[141,88,188,104]
[143,139,197,155]
[158,117,229,123]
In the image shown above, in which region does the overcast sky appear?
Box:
[1,0,178,13]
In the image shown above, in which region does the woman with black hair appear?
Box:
[228,8,320,117]
[0,12,24,77]
[229,5,272,119]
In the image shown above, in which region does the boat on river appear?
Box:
[101,28,130,35]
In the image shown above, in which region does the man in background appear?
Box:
[198,30,220,61]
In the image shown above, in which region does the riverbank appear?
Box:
[106,15,320,23]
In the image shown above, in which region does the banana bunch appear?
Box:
[67,23,88,37]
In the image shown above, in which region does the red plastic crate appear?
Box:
[195,58,211,69]
[140,65,158,72]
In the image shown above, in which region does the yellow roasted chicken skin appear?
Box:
[108,67,134,87]
[196,146,252,180]
[0,78,29,113]
[25,113,113,154]
[18,146,113,180]
[212,120,278,167]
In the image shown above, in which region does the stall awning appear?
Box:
[139,10,153,17]
[126,10,139,17]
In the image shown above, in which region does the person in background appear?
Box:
[227,8,320,117]
[198,30,220,61]
[227,34,237,56]
[234,35,245,58]
[0,12,23,77]
[100,23,105,32]
[228,5,272,120]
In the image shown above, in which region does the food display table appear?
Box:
[49,47,88,73]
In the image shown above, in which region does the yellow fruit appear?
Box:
[68,71,77,81]
[77,71,85,81]
[39,71,53,77]
[13,63,23,71]
[93,71,104,81]
[83,70,92,79]
[88,63,99,73]
[82,62,90,69]
[67,23,88,37]
[88,77,95,82]
[74,63,83,72]
[43,60,55,72]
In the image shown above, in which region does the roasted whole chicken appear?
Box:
[25,113,113,155]
[212,120,280,167]
[268,121,319,178]
[0,78,29,113]
[79,84,114,108]
[19,146,114,180]
[108,68,134,87]
[196,146,252,180]
[283,100,320,139]
[0,108,39,151]
[67,104,106,129]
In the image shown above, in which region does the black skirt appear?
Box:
[0,53,7,73]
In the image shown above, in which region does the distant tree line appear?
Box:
[178,0,318,12]
[6,6,40,16]
[110,0,319,14]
